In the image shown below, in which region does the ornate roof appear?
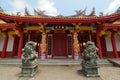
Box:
[0,11,120,25]
[0,6,120,25]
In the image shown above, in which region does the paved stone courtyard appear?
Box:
[0,65,120,80]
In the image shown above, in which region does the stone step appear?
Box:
[108,58,120,67]
[0,59,112,66]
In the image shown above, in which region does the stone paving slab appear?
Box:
[0,66,120,80]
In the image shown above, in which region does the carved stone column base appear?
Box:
[41,53,46,60]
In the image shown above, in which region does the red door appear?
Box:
[52,33,67,58]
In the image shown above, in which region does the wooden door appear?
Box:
[53,33,67,57]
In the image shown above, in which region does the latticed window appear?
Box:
[47,34,52,55]
[68,34,72,55]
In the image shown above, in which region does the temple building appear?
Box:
[0,8,120,59]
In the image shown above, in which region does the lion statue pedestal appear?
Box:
[20,41,38,77]
[81,41,99,77]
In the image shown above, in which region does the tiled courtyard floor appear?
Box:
[0,65,119,80]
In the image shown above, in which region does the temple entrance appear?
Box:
[25,31,42,52]
[52,33,67,58]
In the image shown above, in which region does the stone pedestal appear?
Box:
[74,53,79,60]
[20,63,38,77]
[82,64,99,77]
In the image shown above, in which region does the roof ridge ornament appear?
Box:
[88,7,96,16]
[24,7,30,16]
[116,6,120,13]
[75,8,86,16]
[16,12,21,16]
[34,8,46,16]
[0,6,4,12]
[56,14,64,17]
[99,12,103,16]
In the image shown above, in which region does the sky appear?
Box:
[0,0,120,16]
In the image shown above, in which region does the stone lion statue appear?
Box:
[81,41,99,77]
[21,41,38,65]
[82,41,98,66]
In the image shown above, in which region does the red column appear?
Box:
[103,36,107,57]
[1,34,8,58]
[96,32,102,59]
[17,34,24,59]
[12,35,17,57]
[89,31,92,41]
[28,31,31,41]
[111,34,118,58]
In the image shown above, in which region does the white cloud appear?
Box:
[107,0,120,13]
[8,0,29,15]
[36,0,59,16]
[8,0,58,16]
